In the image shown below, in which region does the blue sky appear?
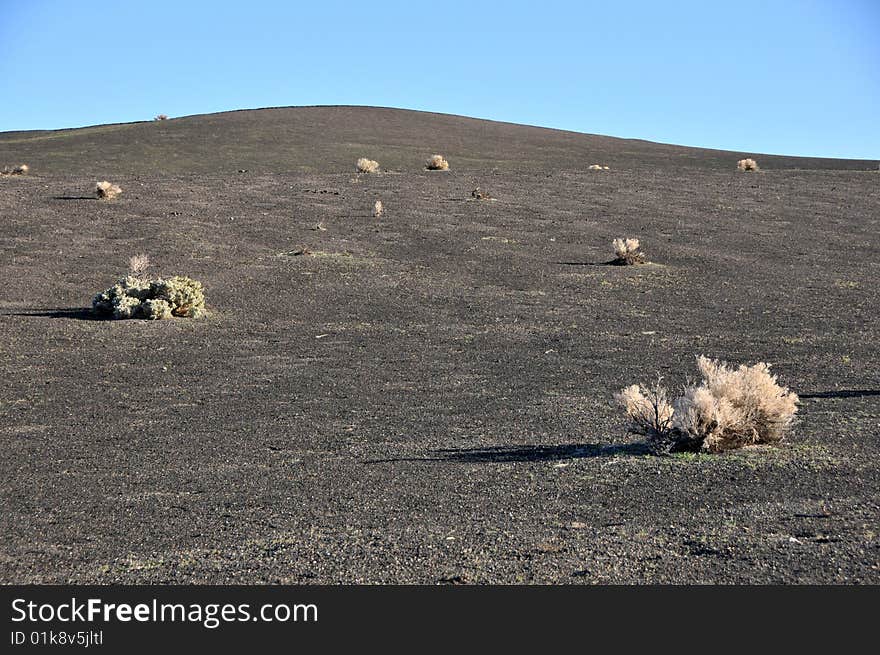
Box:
[1,0,878,158]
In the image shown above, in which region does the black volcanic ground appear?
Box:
[1,106,878,583]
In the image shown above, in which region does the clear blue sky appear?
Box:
[2,0,878,158]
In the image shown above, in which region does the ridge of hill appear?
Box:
[1,106,875,176]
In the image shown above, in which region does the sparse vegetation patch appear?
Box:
[426,154,449,170]
[96,181,122,199]
[93,271,205,320]
[1,164,29,176]
[737,158,759,172]
[615,356,799,454]
[357,158,380,174]
[612,238,646,265]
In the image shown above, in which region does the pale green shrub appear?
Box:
[92,275,205,320]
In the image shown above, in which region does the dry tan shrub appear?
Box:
[128,254,151,277]
[616,356,799,454]
[737,158,759,172]
[96,181,122,199]
[614,382,674,438]
[471,187,491,200]
[1,164,29,176]
[357,158,380,174]
[588,164,603,170]
[154,114,168,121]
[373,200,384,217]
[612,237,646,265]
[426,154,449,170]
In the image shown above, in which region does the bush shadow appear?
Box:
[4,308,108,321]
[800,390,880,399]
[557,260,623,266]
[367,442,650,465]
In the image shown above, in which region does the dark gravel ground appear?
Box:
[1,108,878,583]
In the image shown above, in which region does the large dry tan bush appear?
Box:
[615,356,799,453]
[612,238,646,265]
[426,154,449,170]
[96,180,122,199]
[737,158,759,172]
[356,158,380,174]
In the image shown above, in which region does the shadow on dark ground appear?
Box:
[800,390,880,399]
[367,442,650,464]
[557,260,621,266]
[52,196,97,201]
[3,308,107,321]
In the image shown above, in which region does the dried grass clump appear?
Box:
[373,200,384,217]
[154,114,168,121]
[93,274,205,320]
[1,164,29,176]
[588,164,610,171]
[612,237,646,265]
[737,158,759,172]
[471,187,491,200]
[426,154,449,170]
[96,181,122,199]
[128,254,151,277]
[615,356,799,454]
[356,158,380,174]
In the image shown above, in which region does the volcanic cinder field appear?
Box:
[1,107,878,583]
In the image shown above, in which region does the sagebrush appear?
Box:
[737,158,759,172]
[426,154,449,170]
[612,238,646,265]
[1,164,29,176]
[615,356,799,454]
[357,158,380,174]
[96,180,122,199]
[93,274,206,320]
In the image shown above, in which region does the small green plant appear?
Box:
[92,264,206,320]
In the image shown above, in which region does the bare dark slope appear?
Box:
[1,107,879,584]
[0,106,875,176]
